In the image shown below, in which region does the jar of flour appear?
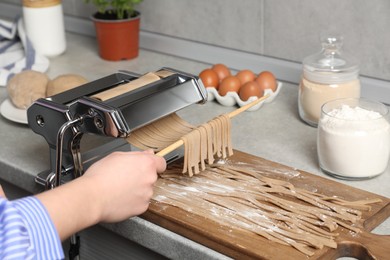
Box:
[317,98,390,179]
[298,34,360,127]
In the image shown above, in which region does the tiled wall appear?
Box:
[4,0,390,81]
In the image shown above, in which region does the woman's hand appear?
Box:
[84,150,166,222]
[36,150,166,240]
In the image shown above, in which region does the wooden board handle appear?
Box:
[318,231,390,259]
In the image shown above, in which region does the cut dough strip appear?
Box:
[127,112,237,176]
[155,164,381,256]
[127,93,269,175]
[127,113,194,152]
[180,114,234,176]
[156,94,270,157]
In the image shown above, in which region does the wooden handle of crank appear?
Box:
[156,94,270,157]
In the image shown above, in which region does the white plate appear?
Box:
[206,81,283,111]
[0,99,28,124]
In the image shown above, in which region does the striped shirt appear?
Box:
[0,196,64,259]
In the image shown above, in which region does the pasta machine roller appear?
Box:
[27,67,208,190]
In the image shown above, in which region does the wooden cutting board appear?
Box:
[142,150,390,259]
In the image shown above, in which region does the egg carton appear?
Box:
[206,81,283,111]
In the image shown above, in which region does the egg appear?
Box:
[236,69,256,85]
[255,71,277,92]
[218,75,241,96]
[239,81,264,101]
[199,68,219,89]
[212,63,231,82]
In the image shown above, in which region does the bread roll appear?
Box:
[7,70,49,109]
[47,74,88,96]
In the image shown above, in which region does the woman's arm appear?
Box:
[35,150,166,241]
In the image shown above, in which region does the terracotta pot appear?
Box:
[91,12,140,61]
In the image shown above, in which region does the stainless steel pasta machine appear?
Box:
[27,67,207,190]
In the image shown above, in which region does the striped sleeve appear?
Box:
[0,196,64,259]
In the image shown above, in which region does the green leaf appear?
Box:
[84,0,143,19]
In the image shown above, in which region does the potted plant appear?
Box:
[85,0,143,61]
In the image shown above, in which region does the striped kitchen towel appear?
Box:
[0,17,49,86]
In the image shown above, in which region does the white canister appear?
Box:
[23,0,66,57]
[317,98,390,180]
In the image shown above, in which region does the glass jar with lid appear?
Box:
[298,34,360,127]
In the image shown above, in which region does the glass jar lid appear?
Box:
[303,34,359,84]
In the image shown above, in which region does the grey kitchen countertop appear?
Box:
[0,33,389,259]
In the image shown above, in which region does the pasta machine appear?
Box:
[27,67,208,190]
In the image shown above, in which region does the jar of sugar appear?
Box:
[317,98,390,179]
[298,34,361,127]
